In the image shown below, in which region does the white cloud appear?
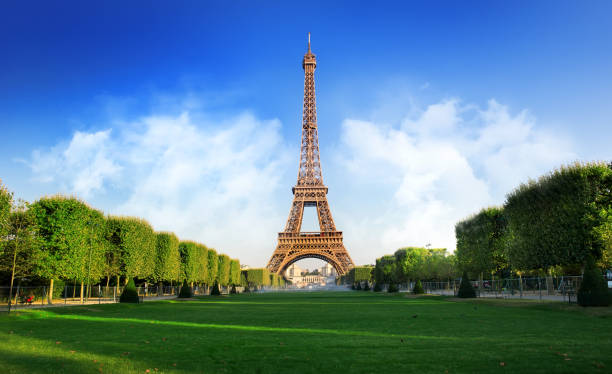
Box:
[28,97,577,268]
[29,111,291,267]
[333,99,576,264]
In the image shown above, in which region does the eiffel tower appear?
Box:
[266,34,355,276]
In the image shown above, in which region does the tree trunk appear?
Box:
[116,275,120,295]
[80,281,84,303]
[48,279,54,305]
[7,243,18,313]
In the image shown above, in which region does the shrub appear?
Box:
[230,285,237,294]
[211,281,221,296]
[578,258,611,307]
[356,282,362,290]
[363,281,371,291]
[457,271,476,298]
[373,282,383,292]
[387,283,399,293]
[120,278,140,303]
[178,280,192,298]
[413,280,424,294]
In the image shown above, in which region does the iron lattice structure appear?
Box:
[267,35,355,276]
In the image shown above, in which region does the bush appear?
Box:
[120,278,140,303]
[578,258,611,307]
[413,280,424,294]
[457,271,476,298]
[373,282,383,292]
[387,283,399,293]
[230,285,237,294]
[351,283,356,290]
[211,281,221,296]
[356,282,362,290]
[178,280,192,298]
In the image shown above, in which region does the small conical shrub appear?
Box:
[230,285,237,294]
[211,281,221,296]
[356,282,362,290]
[373,282,383,292]
[120,278,140,303]
[351,283,356,290]
[178,280,192,298]
[363,281,371,291]
[413,280,424,294]
[578,257,611,307]
[458,271,476,298]
[387,283,399,293]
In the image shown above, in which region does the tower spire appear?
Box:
[308,32,311,52]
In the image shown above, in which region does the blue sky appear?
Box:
[1,1,611,268]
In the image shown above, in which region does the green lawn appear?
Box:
[1,292,611,373]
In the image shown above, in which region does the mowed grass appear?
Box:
[1,292,611,373]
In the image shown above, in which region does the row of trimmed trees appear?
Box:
[240,268,288,291]
[0,188,245,302]
[455,162,611,305]
[342,247,458,292]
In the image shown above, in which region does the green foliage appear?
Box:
[346,266,373,284]
[178,241,197,283]
[355,282,362,290]
[153,232,180,283]
[211,281,221,295]
[217,254,231,286]
[239,270,248,288]
[206,249,218,286]
[413,280,424,294]
[393,247,456,282]
[455,206,508,276]
[195,243,209,283]
[230,285,237,294]
[229,259,241,286]
[387,283,399,293]
[363,281,371,291]
[374,255,397,285]
[246,268,271,287]
[105,216,156,280]
[0,179,12,250]
[457,271,476,298]
[0,202,38,280]
[120,278,140,303]
[178,280,192,298]
[578,257,611,307]
[30,196,106,282]
[505,162,612,270]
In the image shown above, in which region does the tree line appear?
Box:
[0,185,284,302]
[342,247,457,291]
[455,162,611,280]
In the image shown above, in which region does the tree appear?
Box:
[1,201,37,312]
[394,247,428,284]
[0,179,12,252]
[246,268,271,290]
[30,196,106,303]
[217,254,231,287]
[346,266,373,285]
[505,162,612,271]
[105,216,156,283]
[374,255,397,287]
[455,207,508,277]
[153,232,180,290]
[206,249,218,289]
[229,259,241,286]
[179,241,199,286]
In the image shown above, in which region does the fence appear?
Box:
[0,283,222,311]
[420,275,584,302]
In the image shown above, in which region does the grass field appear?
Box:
[1,291,611,373]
